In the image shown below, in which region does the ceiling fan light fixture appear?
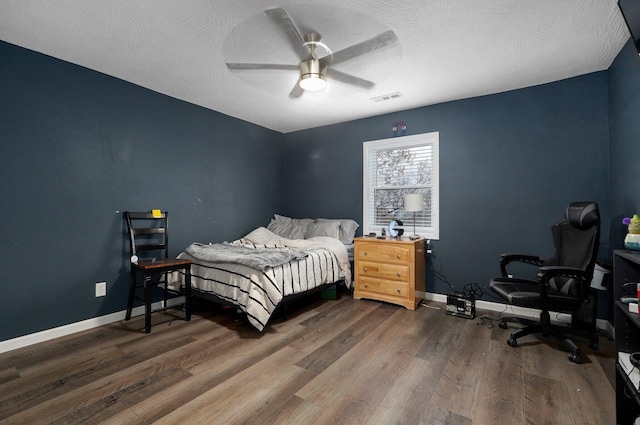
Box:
[299,58,327,92]
[299,74,327,91]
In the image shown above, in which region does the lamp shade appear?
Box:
[404,193,424,212]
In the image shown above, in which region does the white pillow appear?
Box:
[305,221,340,239]
[243,227,280,244]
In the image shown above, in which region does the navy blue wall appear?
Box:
[4,33,638,342]
[0,41,283,341]
[610,39,640,248]
[282,73,611,298]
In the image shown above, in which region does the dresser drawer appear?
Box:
[356,277,409,298]
[357,242,412,263]
[358,261,410,282]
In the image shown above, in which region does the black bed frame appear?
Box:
[191,279,348,325]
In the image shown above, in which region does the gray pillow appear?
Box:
[267,219,307,240]
[315,218,359,244]
[305,221,340,239]
[273,214,314,226]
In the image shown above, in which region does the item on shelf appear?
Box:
[623,215,640,250]
[620,352,640,391]
[621,297,640,304]
[614,250,640,423]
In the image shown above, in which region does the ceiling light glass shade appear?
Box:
[299,75,327,91]
[299,58,327,92]
[404,193,424,212]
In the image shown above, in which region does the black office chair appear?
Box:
[489,202,600,363]
[124,211,192,333]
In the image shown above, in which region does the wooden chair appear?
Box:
[124,211,191,333]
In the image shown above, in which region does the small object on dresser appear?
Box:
[388,219,404,238]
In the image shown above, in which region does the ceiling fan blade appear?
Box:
[289,81,304,98]
[328,30,398,66]
[326,68,375,89]
[265,8,309,61]
[226,63,298,71]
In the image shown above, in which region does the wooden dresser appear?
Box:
[353,236,426,310]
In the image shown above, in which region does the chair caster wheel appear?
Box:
[499,322,508,329]
[568,352,581,364]
[507,337,518,347]
[588,340,599,350]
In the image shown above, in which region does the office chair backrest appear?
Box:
[124,211,169,260]
[544,202,600,297]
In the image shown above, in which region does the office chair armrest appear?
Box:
[537,265,590,280]
[537,266,591,299]
[499,253,543,277]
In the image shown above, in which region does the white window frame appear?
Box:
[362,132,440,240]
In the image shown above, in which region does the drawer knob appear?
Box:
[364,252,368,256]
[396,254,401,259]
[397,272,401,276]
[364,267,368,272]
[364,283,368,288]
[397,289,401,293]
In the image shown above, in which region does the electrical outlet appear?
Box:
[95,281,107,297]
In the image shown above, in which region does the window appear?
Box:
[363,132,439,239]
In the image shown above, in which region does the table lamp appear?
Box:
[404,193,423,240]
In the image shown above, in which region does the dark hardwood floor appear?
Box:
[0,291,616,424]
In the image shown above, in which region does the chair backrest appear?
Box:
[124,211,169,260]
[544,202,600,298]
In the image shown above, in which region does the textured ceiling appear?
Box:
[0,0,630,133]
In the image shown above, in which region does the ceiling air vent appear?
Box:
[370,92,402,103]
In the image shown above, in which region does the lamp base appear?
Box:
[409,234,420,240]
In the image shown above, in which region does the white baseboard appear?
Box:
[420,291,614,338]
[0,292,614,355]
[0,297,185,354]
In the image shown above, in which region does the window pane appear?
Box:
[374,188,431,226]
[376,146,432,187]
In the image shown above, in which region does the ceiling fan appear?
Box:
[225,7,398,98]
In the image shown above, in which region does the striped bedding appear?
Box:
[170,228,351,331]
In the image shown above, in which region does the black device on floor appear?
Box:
[446,293,475,319]
[445,283,482,319]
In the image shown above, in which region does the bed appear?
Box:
[169,216,358,331]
